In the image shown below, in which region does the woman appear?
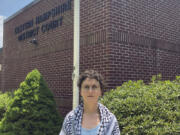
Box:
[59,70,120,135]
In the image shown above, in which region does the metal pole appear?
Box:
[73,0,80,109]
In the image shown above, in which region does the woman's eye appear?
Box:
[85,86,89,89]
[92,85,97,90]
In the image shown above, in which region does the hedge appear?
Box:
[101,75,180,135]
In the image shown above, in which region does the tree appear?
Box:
[0,92,13,121]
[0,69,63,135]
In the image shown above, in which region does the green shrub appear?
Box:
[0,69,63,135]
[0,92,13,121]
[101,75,180,135]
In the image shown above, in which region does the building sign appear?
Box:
[14,0,72,41]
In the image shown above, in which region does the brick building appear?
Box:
[0,0,180,115]
[0,48,2,85]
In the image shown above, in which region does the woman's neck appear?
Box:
[83,102,99,114]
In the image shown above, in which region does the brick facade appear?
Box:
[0,48,2,87]
[107,0,180,88]
[0,0,180,116]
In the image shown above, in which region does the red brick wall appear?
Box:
[2,0,74,115]
[0,49,2,88]
[106,0,180,89]
[80,0,110,91]
[1,0,180,116]
[110,0,180,44]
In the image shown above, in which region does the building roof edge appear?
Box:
[4,0,41,23]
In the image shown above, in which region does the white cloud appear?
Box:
[0,16,6,48]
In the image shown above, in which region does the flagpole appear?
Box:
[73,0,80,109]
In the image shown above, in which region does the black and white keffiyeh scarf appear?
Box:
[59,103,120,135]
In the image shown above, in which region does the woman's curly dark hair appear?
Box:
[77,70,105,94]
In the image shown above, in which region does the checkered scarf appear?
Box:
[61,103,120,135]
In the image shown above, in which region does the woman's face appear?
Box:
[80,78,102,104]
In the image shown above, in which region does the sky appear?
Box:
[0,0,34,48]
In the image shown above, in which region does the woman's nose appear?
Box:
[88,87,93,93]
